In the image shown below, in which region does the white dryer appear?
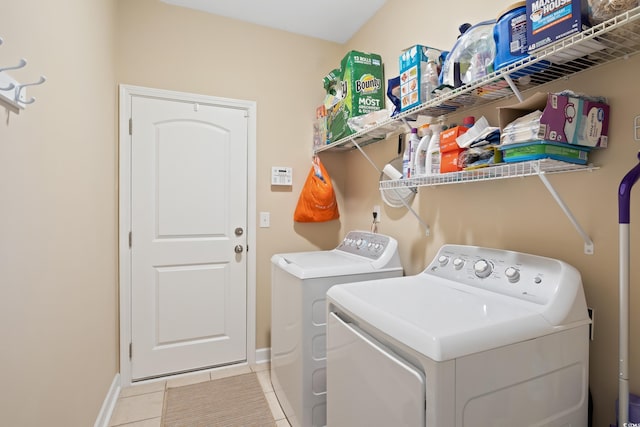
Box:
[327,244,591,427]
[270,231,403,427]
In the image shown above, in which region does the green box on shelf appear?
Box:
[324,51,385,143]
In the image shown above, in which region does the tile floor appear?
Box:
[109,363,291,427]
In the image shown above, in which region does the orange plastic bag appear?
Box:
[293,157,340,222]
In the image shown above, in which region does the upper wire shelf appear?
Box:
[315,6,640,154]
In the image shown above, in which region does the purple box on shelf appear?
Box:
[498,92,609,149]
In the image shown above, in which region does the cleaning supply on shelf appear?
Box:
[402,128,419,178]
[399,45,443,111]
[440,20,497,88]
[499,140,591,164]
[425,121,446,175]
[440,125,470,172]
[409,128,420,178]
[414,126,433,177]
[463,116,475,128]
[494,2,529,70]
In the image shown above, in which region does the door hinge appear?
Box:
[128,231,132,248]
[129,342,133,359]
[129,118,132,135]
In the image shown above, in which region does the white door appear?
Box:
[129,94,248,380]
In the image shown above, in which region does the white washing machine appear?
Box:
[327,244,591,427]
[271,231,403,427]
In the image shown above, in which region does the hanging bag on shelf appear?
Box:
[293,157,340,222]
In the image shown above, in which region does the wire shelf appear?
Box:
[379,159,599,190]
[316,6,640,154]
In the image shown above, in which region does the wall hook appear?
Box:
[0,82,15,91]
[15,75,46,105]
[0,58,27,74]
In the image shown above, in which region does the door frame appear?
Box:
[118,84,257,386]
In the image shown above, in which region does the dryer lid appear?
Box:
[327,275,578,362]
[272,251,400,279]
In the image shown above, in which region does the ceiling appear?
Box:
[160,0,388,44]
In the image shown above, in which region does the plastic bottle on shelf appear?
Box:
[463,116,475,128]
[402,128,418,178]
[414,125,433,177]
[425,118,446,175]
[423,50,441,102]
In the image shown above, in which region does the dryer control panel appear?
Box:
[425,244,583,313]
[336,231,396,261]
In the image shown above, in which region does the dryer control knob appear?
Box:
[453,258,465,270]
[474,259,492,278]
[438,255,449,266]
[505,267,520,283]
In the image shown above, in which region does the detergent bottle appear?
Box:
[425,117,446,175]
[414,125,433,177]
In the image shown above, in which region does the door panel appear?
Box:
[130,95,247,380]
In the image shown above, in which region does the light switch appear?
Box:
[260,212,270,228]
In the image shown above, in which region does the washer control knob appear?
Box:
[505,267,520,283]
[438,255,449,266]
[474,259,492,278]
[356,239,363,247]
[453,258,465,270]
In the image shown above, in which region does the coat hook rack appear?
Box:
[0,37,46,114]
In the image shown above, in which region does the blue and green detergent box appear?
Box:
[526,0,590,52]
[399,45,443,112]
[324,51,384,143]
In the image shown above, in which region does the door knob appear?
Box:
[234,245,244,253]
[235,227,244,236]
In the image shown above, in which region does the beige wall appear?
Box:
[0,0,118,426]
[1,0,637,425]
[338,0,640,426]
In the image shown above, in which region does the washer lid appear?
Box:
[272,251,399,279]
[327,274,563,362]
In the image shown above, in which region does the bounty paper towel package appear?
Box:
[324,51,385,143]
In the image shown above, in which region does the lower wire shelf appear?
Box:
[379,159,599,254]
[379,159,599,190]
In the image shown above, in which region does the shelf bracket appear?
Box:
[503,74,524,102]
[350,137,430,236]
[534,164,594,254]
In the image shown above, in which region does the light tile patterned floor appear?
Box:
[109,363,291,427]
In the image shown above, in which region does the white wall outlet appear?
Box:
[271,167,293,186]
[260,212,270,228]
[373,205,381,223]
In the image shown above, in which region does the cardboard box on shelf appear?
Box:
[399,45,442,112]
[498,92,609,148]
[439,126,469,173]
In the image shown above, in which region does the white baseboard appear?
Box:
[255,347,270,365]
[94,373,121,427]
